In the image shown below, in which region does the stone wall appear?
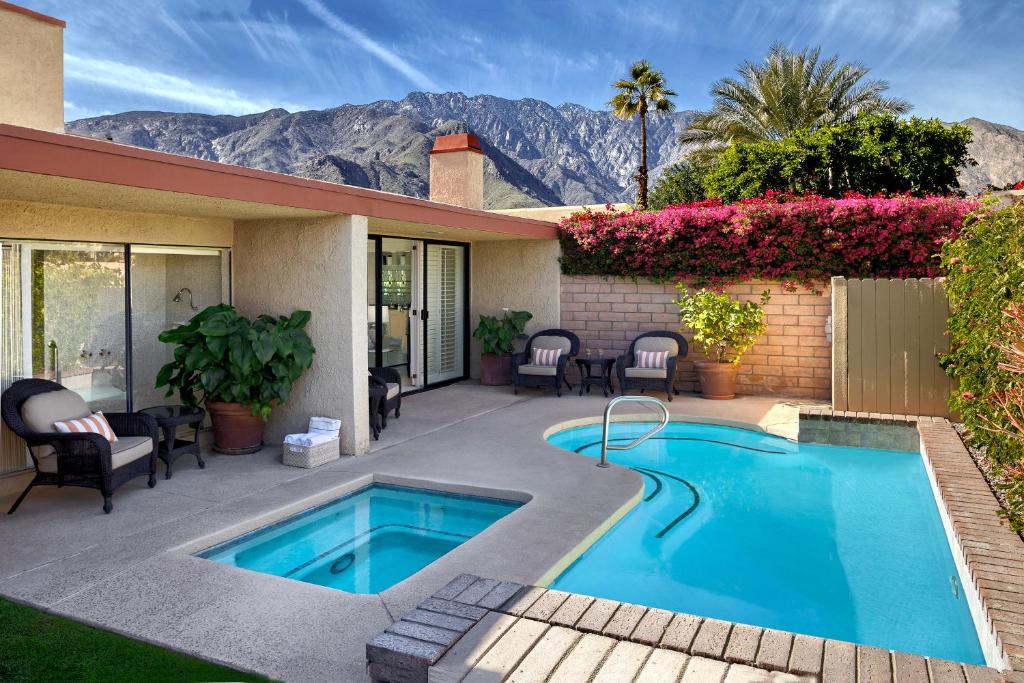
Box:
[560,275,832,400]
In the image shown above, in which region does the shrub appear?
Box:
[649,160,710,209]
[941,203,1024,468]
[675,288,769,363]
[702,114,975,202]
[471,309,532,354]
[559,193,976,286]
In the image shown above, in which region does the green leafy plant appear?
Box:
[675,287,769,363]
[472,309,533,355]
[156,304,314,420]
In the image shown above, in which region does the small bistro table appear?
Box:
[368,384,387,440]
[139,405,206,479]
[575,356,616,397]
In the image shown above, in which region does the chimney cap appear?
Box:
[430,133,483,155]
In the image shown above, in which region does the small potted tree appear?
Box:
[156,304,315,453]
[675,287,769,400]
[472,309,532,385]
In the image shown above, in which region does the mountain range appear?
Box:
[66,92,1024,208]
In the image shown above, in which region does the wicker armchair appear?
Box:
[1,379,159,514]
[511,329,581,396]
[369,367,402,429]
[616,331,688,401]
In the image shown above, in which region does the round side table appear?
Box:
[575,357,616,397]
[139,405,206,479]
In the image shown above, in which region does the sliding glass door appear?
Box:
[367,237,468,390]
[0,239,230,475]
[424,243,467,384]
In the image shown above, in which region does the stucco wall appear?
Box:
[0,200,234,247]
[469,239,561,378]
[561,275,832,399]
[233,214,370,455]
[0,6,63,133]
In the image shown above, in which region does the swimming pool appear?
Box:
[547,421,984,664]
[198,484,521,593]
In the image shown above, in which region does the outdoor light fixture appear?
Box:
[173,287,199,311]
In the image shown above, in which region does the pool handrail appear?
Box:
[598,395,670,468]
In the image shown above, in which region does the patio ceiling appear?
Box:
[0,123,558,241]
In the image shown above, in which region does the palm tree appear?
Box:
[683,43,910,153]
[609,60,677,210]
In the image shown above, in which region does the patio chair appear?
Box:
[1,379,159,514]
[370,367,402,429]
[616,331,688,401]
[512,329,580,397]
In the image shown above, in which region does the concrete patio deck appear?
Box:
[0,383,819,681]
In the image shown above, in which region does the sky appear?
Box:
[35,0,1024,128]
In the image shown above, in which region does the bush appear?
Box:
[649,161,710,209]
[941,203,1024,465]
[703,114,975,202]
[559,193,977,286]
[675,288,769,363]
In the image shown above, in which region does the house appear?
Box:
[0,1,564,470]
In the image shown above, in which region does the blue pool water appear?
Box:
[199,484,521,593]
[547,421,984,664]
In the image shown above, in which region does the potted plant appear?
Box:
[675,287,769,400]
[472,309,532,385]
[156,304,315,453]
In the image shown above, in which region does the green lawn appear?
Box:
[0,597,270,682]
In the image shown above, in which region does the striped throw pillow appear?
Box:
[635,350,669,369]
[53,412,118,443]
[532,347,562,366]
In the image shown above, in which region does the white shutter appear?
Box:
[425,245,465,383]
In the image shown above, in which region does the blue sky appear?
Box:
[37,0,1024,128]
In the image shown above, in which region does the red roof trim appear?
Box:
[0,124,557,239]
[0,1,66,28]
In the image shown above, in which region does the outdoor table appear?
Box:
[139,405,206,479]
[575,356,616,397]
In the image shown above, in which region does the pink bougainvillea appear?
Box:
[558,193,978,286]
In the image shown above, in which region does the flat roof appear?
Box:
[0,124,557,240]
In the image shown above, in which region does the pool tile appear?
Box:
[499,585,546,618]
[602,602,648,639]
[928,657,969,683]
[856,645,892,683]
[475,581,523,610]
[822,639,856,683]
[549,593,594,628]
[631,607,675,646]
[594,640,653,682]
[386,619,461,647]
[755,628,794,672]
[403,608,475,633]
[788,633,825,676]
[681,655,729,682]
[523,589,570,621]
[635,648,689,683]
[724,623,763,665]
[661,612,703,652]
[464,617,548,682]
[692,618,733,659]
[575,598,621,634]
[892,651,929,682]
[455,578,501,605]
[548,633,617,682]
[507,625,580,681]
[429,611,517,682]
[433,573,479,600]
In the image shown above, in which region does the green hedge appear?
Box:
[941,202,1024,527]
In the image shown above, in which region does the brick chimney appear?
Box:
[0,2,65,133]
[429,133,484,209]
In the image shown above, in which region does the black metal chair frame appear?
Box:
[370,367,402,430]
[2,379,159,514]
[511,329,581,397]
[616,331,688,402]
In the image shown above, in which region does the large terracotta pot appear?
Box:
[205,400,265,454]
[479,353,512,386]
[695,361,739,400]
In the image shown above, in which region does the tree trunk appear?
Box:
[637,103,649,210]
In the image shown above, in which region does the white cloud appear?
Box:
[296,0,441,92]
[814,0,961,47]
[63,53,304,115]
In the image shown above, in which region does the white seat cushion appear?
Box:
[386,382,400,400]
[625,366,668,379]
[635,336,679,356]
[518,364,557,377]
[36,435,152,473]
[532,335,571,354]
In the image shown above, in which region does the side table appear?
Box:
[575,357,616,397]
[139,405,206,479]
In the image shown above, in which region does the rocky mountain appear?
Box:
[66,92,1021,207]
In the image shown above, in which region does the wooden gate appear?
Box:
[832,277,954,417]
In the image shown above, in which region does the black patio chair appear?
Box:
[1,379,159,514]
[616,331,688,401]
[370,366,402,429]
[511,329,580,397]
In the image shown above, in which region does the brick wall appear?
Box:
[560,275,832,399]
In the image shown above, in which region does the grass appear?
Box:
[0,597,270,682]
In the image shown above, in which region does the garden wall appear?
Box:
[560,275,832,399]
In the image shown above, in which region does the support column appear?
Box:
[233,214,370,455]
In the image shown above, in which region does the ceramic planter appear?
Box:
[479,353,512,385]
[695,361,739,400]
[205,400,265,454]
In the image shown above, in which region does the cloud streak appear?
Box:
[296,0,441,92]
[64,54,303,115]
